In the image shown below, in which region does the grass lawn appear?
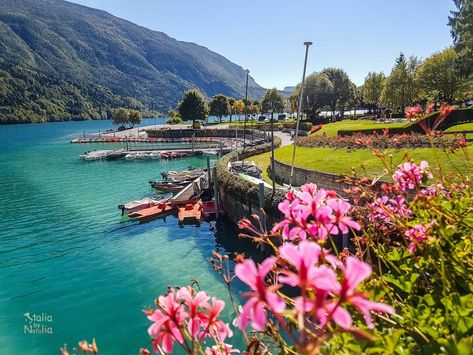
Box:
[445,123,473,132]
[251,145,473,180]
[315,120,408,137]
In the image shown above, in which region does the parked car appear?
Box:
[258,115,266,121]
[278,113,287,120]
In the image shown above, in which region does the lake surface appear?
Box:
[0,119,254,354]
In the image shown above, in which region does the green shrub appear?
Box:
[167,116,182,124]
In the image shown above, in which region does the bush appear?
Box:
[166,116,182,124]
[282,120,313,132]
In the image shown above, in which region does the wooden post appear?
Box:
[206,156,211,189]
[212,167,219,218]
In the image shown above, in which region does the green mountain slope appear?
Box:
[0,0,264,123]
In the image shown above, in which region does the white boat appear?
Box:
[79,150,111,161]
[118,193,173,214]
[149,152,161,159]
[125,153,137,160]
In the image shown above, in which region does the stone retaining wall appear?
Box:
[216,136,284,225]
[270,159,350,196]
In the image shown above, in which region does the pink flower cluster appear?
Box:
[273,184,360,241]
[368,195,412,223]
[405,223,432,253]
[147,287,232,353]
[235,240,394,332]
[392,161,433,191]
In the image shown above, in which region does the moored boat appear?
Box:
[150,181,190,193]
[177,203,202,223]
[118,193,173,214]
[201,200,224,218]
[128,202,174,221]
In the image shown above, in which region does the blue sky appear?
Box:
[70,0,456,89]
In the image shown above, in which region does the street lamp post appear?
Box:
[269,106,276,191]
[243,69,250,155]
[289,41,313,187]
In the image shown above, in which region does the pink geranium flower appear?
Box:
[336,257,395,328]
[235,258,285,330]
[200,297,233,341]
[393,161,432,191]
[177,287,209,338]
[279,241,339,292]
[327,199,361,234]
[405,223,431,253]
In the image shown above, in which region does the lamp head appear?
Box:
[303,41,313,46]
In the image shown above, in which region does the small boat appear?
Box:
[161,168,205,181]
[201,200,224,218]
[118,193,173,214]
[149,152,161,159]
[151,181,190,193]
[160,151,189,159]
[177,203,202,223]
[128,202,174,221]
[125,153,137,160]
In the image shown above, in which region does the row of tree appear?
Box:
[111,108,143,127]
[289,47,472,118]
[173,88,288,125]
[363,48,472,114]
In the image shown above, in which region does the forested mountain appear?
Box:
[0,0,264,123]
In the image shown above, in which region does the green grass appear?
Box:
[314,120,408,136]
[250,145,473,180]
[445,123,473,132]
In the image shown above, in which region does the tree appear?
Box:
[233,99,245,121]
[227,97,236,122]
[128,110,142,127]
[261,88,286,118]
[449,0,473,75]
[302,73,334,114]
[362,72,385,113]
[209,94,229,123]
[416,48,464,103]
[381,54,421,112]
[320,68,356,117]
[251,100,261,115]
[177,90,208,126]
[112,108,129,126]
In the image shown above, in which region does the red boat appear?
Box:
[128,203,174,221]
[201,200,224,218]
[177,203,202,223]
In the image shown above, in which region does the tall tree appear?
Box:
[449,0,473,75]
[262,88,286,118]
[416,48,465,103]
[177,90,208,126]
[233,99,245,121]
[128,110,143,127]
[209,94,229,123]
[381,55,421,112]
[112,108,129,126]
[227,97,236,122]
[320,68,356,117]
[362,72,385,112]
[299,73,334,114]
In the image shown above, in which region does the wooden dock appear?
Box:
[169,176,206,205]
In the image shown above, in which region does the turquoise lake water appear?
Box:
[0,119,254,354]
